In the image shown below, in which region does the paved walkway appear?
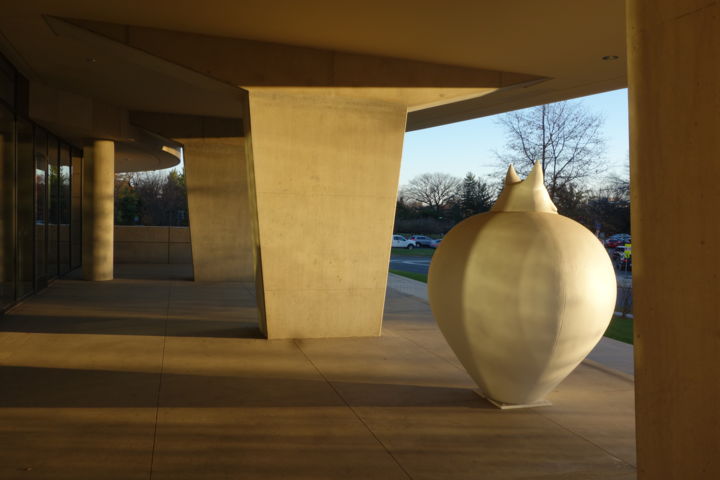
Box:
[387,273,635,377]
[0,265,635,479]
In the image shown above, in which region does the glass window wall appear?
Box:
[0,54,84,316]
[0,102,15,310]
[15,118,34,299]
[47,135,58,279]
[59,143,71,275]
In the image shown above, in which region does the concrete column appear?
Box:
[82,139,114,281]
[243,89,406,339]
[627,1,720,477]
[181,137,254,282]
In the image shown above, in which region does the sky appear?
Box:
[399,88,629,186]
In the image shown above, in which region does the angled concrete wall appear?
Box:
[182,137,254,282]
[243,89,406,339]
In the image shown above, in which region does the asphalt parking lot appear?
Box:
[389,254,432,275]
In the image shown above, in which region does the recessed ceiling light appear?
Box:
[602,55,619,61]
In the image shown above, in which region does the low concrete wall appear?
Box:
[114,226,192,264]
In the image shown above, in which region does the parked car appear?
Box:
[392,235,415,249]
[613,244,632,270]
[605,233,631,248]
[430,239,442,249]
[409,235,435,248]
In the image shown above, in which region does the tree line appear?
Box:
[396,172,493,234]
[396,170,629,236]
[115,169,188,226]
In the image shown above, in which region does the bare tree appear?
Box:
[495,101,607,204]
[598,174,630,202]
[400,173,461,215]
[115,170,188,226]
[132,171,165,224]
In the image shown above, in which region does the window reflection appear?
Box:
[59,143,71,275]
[47,136,59,279]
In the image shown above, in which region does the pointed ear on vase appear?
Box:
[505,164,521,185]
[492,161,557,214]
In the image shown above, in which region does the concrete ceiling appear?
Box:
[0,0,627,131]
[0,16,246,119]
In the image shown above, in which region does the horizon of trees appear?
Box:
[115,169,188,226]
[395,170,630,237]
[396,171,494,234]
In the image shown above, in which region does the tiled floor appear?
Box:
[0,265,636,479]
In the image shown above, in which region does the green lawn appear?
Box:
[388,268,634,345]
[390,247,435,257]
[389,269,428,283]
[604,315,634,345]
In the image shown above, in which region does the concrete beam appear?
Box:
[29,81,131,143]
[130,111,243,139]
[69,18,539,89]
[62,18,526,112]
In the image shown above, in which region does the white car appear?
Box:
[392,235,415,249]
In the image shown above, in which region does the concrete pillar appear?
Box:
[243,89,406,339]
[627,1,720,477]
[82,139,114,281]
[182,137,254,282]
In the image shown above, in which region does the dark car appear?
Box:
[605,234,631,248]
[409,235,435,248]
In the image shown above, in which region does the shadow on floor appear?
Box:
[115,264,195,281]
[0,313,264,338]
[2,264,263,339]
[0,365,493,409]
[65,264,195,281]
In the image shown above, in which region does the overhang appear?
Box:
[0,1,626,144]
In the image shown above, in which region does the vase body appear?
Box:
[428,166,616,405]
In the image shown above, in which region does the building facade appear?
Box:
[0,56,83,314]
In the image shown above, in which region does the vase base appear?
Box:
[474,389,552,409]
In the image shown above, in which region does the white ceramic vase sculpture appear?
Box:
[428,162,616,406]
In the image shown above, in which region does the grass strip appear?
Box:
[389,269,428,283]
[604,315,634,344]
